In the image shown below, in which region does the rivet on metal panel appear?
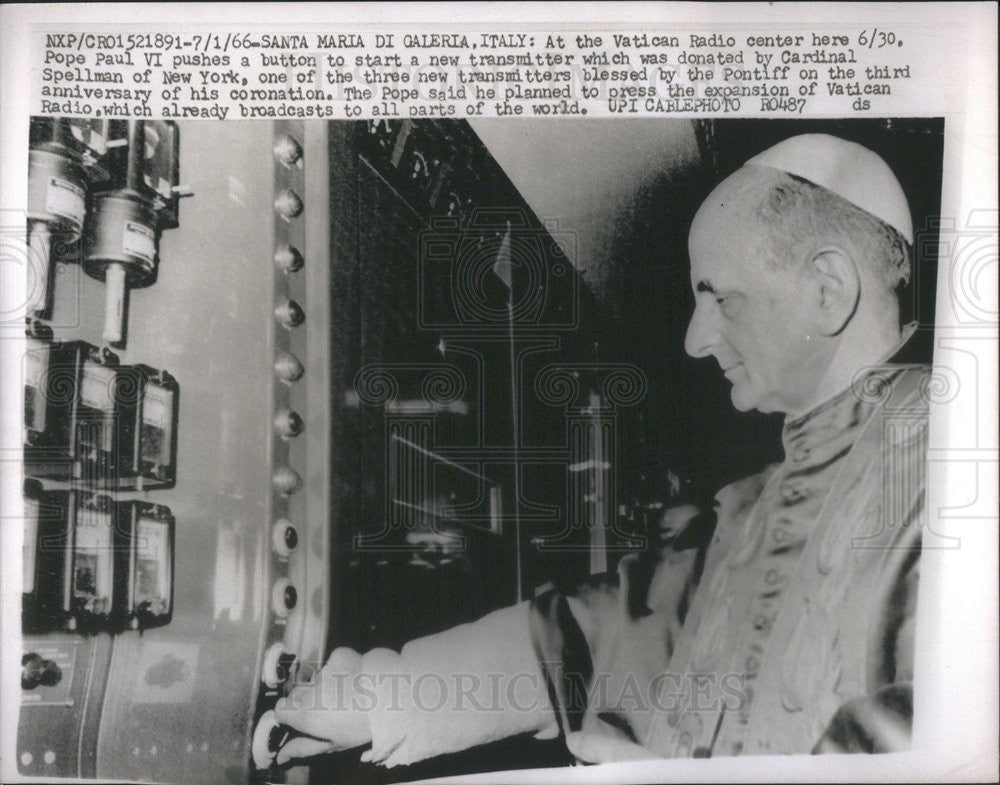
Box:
[275,298,305,329]
[274,352,304,382]
[274,134,303,167]
[273,244,304,273]
[271,466,302,496]
[273,409,304,439]
[274,189,304,220]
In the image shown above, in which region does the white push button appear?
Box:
[271,578,297,618]
[262,641,297,689]
[251,710,280,770]
[271,519,298,557]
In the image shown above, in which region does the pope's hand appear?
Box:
[565,730,657,763]
[271,647,373,764]
[812,683,912,754]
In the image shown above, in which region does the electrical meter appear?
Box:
[135,365,179,487]
[27,340,154,486]
[23,487,175,633]
[23,321,75,479]
[22,481,72,634]
[71,344,141,485]
[70,492,116,630]
[113,502,174,630]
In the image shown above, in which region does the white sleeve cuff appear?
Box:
[363,602,557,767]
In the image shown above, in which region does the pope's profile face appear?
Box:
[684,167,829,415]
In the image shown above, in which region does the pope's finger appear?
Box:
[273,692,343,739]
[812,735,846,754]
[322,646,363,672]
[275,735,337,766]
[564,731,590,762]
[565,730,655,763]
[865,704,911,752]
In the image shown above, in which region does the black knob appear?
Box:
[21,653,42,689]
[276,651,297,683]
[22,653,61,690]
[40,660,61,686]
[284,585,297,610]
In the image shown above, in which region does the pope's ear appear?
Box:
[809,246,860,336]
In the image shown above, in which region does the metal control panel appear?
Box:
[249,120,333,785]
[18,120,275,784]
[20,119,606,785]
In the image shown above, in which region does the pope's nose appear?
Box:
[685,299,717,359]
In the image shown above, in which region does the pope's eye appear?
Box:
[715,294,738,317]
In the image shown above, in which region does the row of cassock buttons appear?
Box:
[267,134,305,683]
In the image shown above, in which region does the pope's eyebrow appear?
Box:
[696,280,716,294]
